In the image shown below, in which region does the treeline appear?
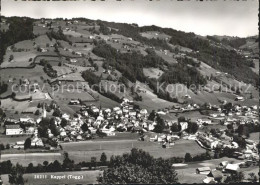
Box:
[82,70,100,87]
[0,16,35,65]
[81,70,122,103]
[97,21,172,51]
[0,82,8,95]
[221,37,247,49]
[177,56,201,67]
[39,59,58,78]
[160,63,207,87]
[0,152,108,175]
[46,27,69,43]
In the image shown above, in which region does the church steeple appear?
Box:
[42,103,46,118]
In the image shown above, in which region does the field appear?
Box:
[0,135,29,144]
[140,31,170,40]
[54,72,85,82]
[0,131,205,166]
[1,153,63,166]
[84,91,120,109]
[130,81,176,111]
[137,90,176,112]
[163,111,205,122]
[53,90,95,102]
[1,170,101,185]
[0,98,31,113]
[33,26,49,35]
[60,136,206,163]
[1,51,36,68]
[155,50,178,64]
[143,67,164,79]
[0,66,50,86]
[52,66,73,76]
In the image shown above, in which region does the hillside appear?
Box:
[0,16,258,114]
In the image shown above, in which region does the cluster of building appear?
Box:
[196,131,258,160]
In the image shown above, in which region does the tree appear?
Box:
[186,122,199,134]
[171,123,181,132]
[9,164,25,185]
[52,109,62,117]
[6,143,10,149]
[91,157,97,169]
[214,147,221,159]
[0,143,5,150]
[236,88,241,95]
[34,109,40,115]
[26,163,34,173]
[100,152,107,165]
[225,171,244,183]
[52,160,62,172]
[99,148,178,183]
[178,116,186,123]
[43,161,49,167]
[38,118,50,138]
[9,55,14,62]
[81,123,89,132]
[37,102,42,108]
[24,138,31,149]
[49,120,60,137]
[9,170,24,185]
[248,173,258,183]
[60,118,67,128]
[153,115,165,133]
[62,152,74,171]
[148,110,156,121]
[184,153,192,162]
[1,160,13,174]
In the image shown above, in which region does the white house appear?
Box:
[235,96,244,101]
[6,125,23,135]
[61,113,70,120]
[70,59,77,63]
[179,122,188,131]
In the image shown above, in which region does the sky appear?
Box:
[1,0,258,37]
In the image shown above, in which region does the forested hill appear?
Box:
[0,16,258,106]
[97,21,258,86]
[0,16,35,65]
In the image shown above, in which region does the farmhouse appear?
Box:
[13,141,24,149]
[22,107,38,114]
[196,167,211,174]
[197,119,212,125]
[235,96,244,101]
[6,125,23,135]
[19,117,35,124]
[69,99,80,105]
[224,164,240,173]
[31,137,44,147]
[62,113,70,120]
[70,59,77,63]
[4,118,19,125]
[179,122,188,131]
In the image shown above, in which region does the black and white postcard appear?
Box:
[0,0,259,184]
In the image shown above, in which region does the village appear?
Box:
[1,93,259,183]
